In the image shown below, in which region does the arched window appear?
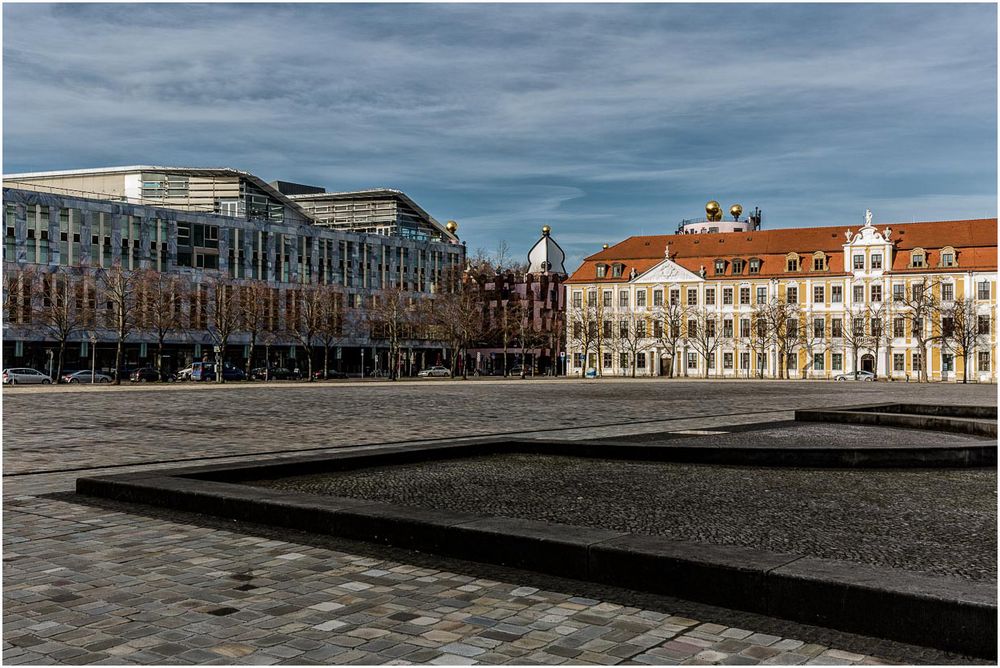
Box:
[748,257,762,275]
[811,252,827,271]
[910,248,926,268]
[731,258,746,274]
[596,264,607,278]
[938,246,957,268]
[786,252,800,272]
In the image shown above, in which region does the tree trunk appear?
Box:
[218,344,226,383]
[56,340,66,381]
[114,339,123,385]
[306,344,314,381]
[323,345,330,379]
[157,339,165,376]
[461,347,468,380]
[245,335,256,381]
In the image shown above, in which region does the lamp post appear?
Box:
[90,333,98,384]
[360,348,364,379]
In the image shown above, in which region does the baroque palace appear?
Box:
[565,202,997,382]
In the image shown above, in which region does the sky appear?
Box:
[3,3,997,269]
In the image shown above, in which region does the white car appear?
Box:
[61,370,112,384]
[417,366,451,377]
[2,368,52,385]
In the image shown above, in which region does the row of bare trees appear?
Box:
[566,278,992,382]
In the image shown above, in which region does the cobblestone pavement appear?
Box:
[4,380,996,665]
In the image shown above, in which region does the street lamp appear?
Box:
[90,333,98,384]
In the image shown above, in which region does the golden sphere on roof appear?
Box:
[730,204,743,220]
[445,220,458,234]
[706,200,722,222]
[542,225,551,235]
[602,243,610,250]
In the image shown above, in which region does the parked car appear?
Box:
[130,367,176,383]
[61,370,112,384]
[508,365,526,376]
[176,365,194,381]
[251,367,300,381]
[2,368,53,385]
[417,366,451,377]
[834,370,877,382]
[200,364,246,382]
[313,369,349,380]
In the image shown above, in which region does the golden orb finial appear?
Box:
[730,204,743,221]
[541,225,551,235]
[602,243,609,250]
[706,200,722,222]
[445,220,458,234]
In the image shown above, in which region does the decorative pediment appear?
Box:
[632,258,703,284]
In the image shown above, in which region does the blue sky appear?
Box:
[3,3,996,268]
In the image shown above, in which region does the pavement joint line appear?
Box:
[4,409,793,478]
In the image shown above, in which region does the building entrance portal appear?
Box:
[861,354,875,373]
[660,355,672,377]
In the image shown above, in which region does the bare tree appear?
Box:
[566,294,604,378]
[653,302,687,378]
[286,285,324,382]
[3,264,36,327]
[431,280,484,379]
[748,309,770,379]
[898,277,943,382]
[239,281,276,380]
[513,298,545,378]
[618,311,653,377]
[685,308,722,378]
[315,284,349,377]
[135,269,183,376]
[367,287,416,380]
[758,298,800,379]
[33,269,82,380]
[942,297,986,384]
[798,314,829,377]
[100,263,140,385]
[203,276,243,383]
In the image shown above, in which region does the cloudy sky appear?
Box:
[3,3,996,267]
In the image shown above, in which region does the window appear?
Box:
[871,318,882,338]
[813,285,825,303]
[573,323,582,338]
[619,291,629,308]
[603,352,613,369]
[942,317,954,337]
[708,352,716,370]
[893,317,905,338]
[687,288,697,306]
[894,354,905,371]
[603,290,612,305]
[910,250,926,268]
[786,256,799,272]
[574,353,583,368]
[739,287,750,305]
[831,353,843,371]
[786,286,798,303]
[596,264,607,278]
[723,319,733,338]
[740,318,751,338]
[913,317,923,335]
[912,284,924,301]
[942,284,954,302]
[687,353,698,370]
[940,251,955,268]
[653,289,663,306]
[814,318,825,339]
[572,291,582,308]
[636,290,646,307]
[740,352,750,370]
[653,320,663,338]
[978,315,990,335]
[978,281,990,301]
[871,285,882,302]
[756,287,767,304]
[603,320,613,338]
[714,259,726,275]
[853,254,865,270]
[723,287,733,305]
[636,320,646,337]
[587,291,596,306]
[913,352,922,371]
[611,264,624,278]
[942,354,954,372]
[687,319,697,338]
[813,254,826,271]
[786,353,797,372]
[831,285,843,303]
[853,285,864,303]
[723,352,734,369]
[871,254,882,270]
[705,288,715,305]
[706,319,716,338]
[748,258,761,274]
[813,353,825,371]
[978,352,990,372]
[893,284,905,302]
[619,320,629,338]
[670,289,680,306]
[732,259,745,274]
[852,317,865,337]
[619,352,628,368]
[636,353,646,369]
[831,318,842,338]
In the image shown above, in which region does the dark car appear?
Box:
[130,367,176,383]
[251,367,300,381]
[313,369,349,380]
[198,364,246,382]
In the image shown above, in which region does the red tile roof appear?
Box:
[566,218,997,283]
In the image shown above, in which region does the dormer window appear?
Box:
[731,258,746,274]
[596,264,607,278]
[910,249,926,268]
[748,258,761,275]
[812,252,827,271]
[611,263,624,278]
[786,253,799,272]
[939,246,957,268]
[714,259,726,275]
